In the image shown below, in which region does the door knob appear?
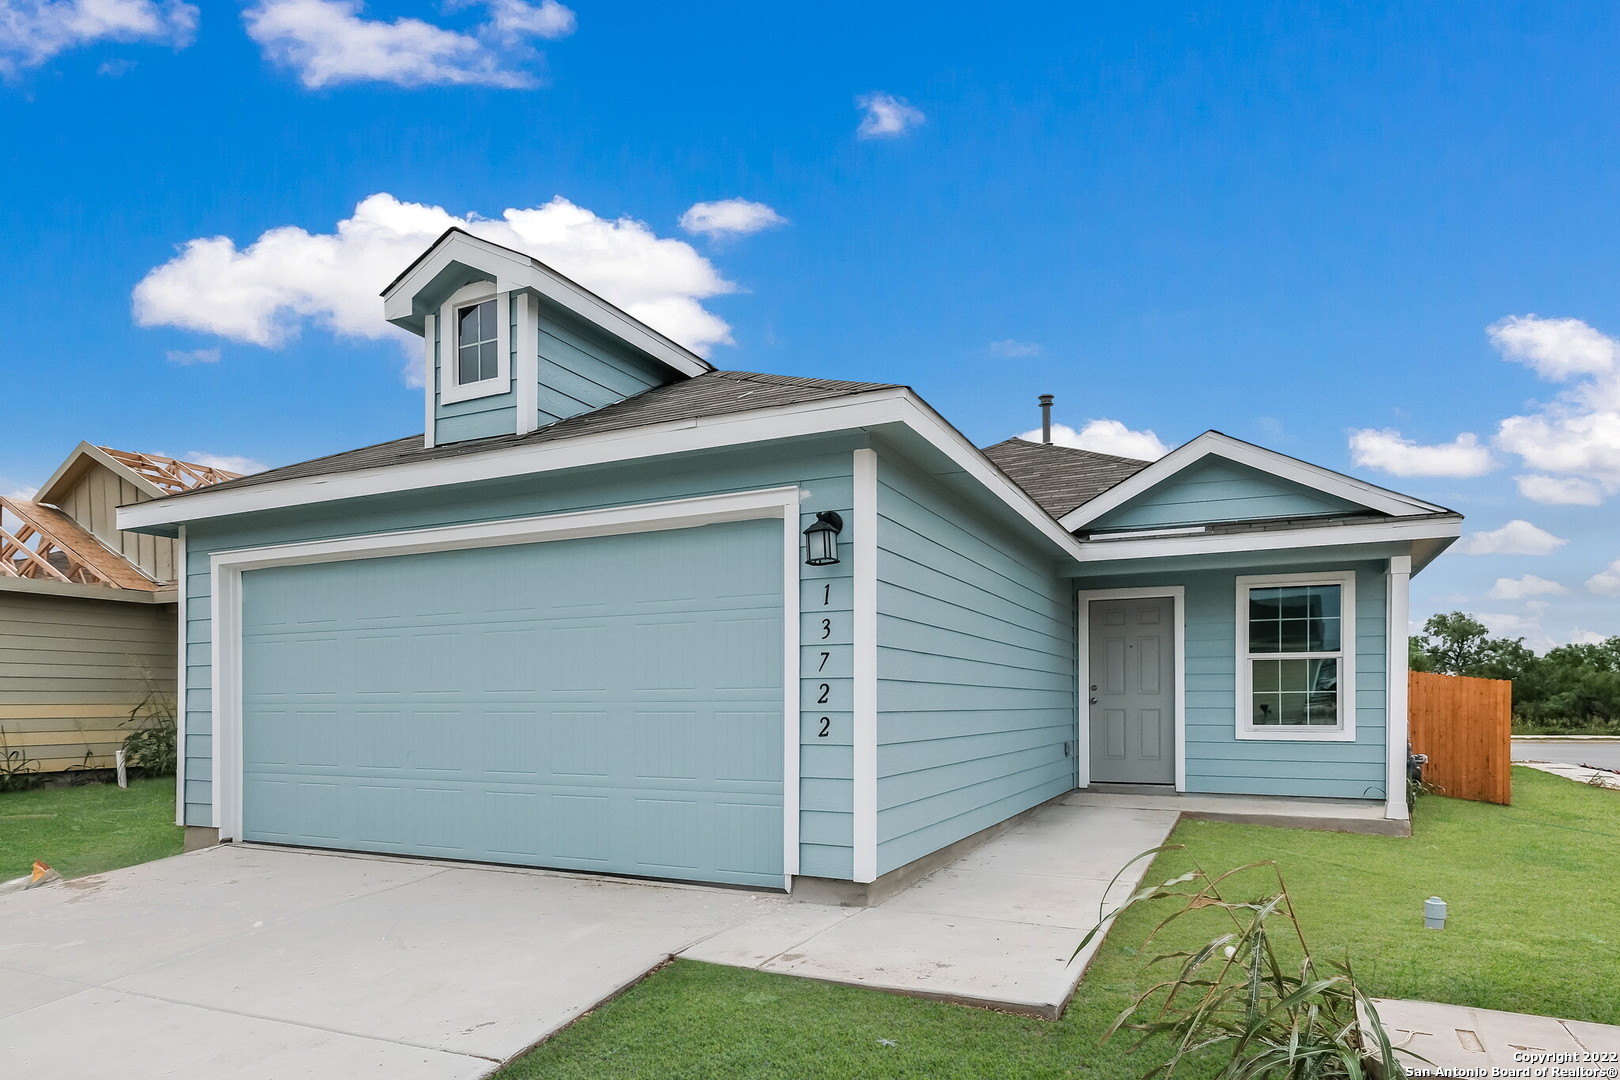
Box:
[1089,697,1098,704]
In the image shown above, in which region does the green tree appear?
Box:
[1410,611,1534,680]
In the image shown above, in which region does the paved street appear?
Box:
[1514,739,1620,772]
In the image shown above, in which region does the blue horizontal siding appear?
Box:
[537,302,675,425]
[1077,560,1389,801]
[179,434,865,881]
[874,454,1074,876]
[1090,458,1363,530]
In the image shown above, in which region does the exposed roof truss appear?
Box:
[0,496,154,589]
[97,447,241,495]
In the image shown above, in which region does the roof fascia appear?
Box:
[37,442,167,507]
[1070,513,1462,566]
[1058,431,1448,531]
[0,575,174,604]
[381,230,711,379]
[115,388,1092,563]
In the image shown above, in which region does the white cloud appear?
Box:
[0,0,197,76]
[1347,428,1497,478]
[1489,315,1620,502]
[1588,559,1620,597]
[988,339,1041,358]
[1474,611,1540,638]
[182,452,266,475]
[856,92,925,138]
[678,199,787,238]
[1515,474,1603,506]
[4,484,39,500]
[475,0,573,44]
[166,347,220,365]
[1455,519,1568,556]
[133,192,737,382]
[1019,419,1170,461]
[1488,574,1567,600]
[1489,315,1620,381]
[243,0,574,89]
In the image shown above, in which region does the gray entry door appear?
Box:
[1088,596,1175,785]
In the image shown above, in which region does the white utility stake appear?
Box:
[115,749,128,789]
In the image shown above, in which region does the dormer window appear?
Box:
[436,284,510,405]
[457,299,499,385]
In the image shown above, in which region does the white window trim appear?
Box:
[1234,570,1357,742]
[208,485,805,889]
[1075,587,1186,792]
[437,283,511,405]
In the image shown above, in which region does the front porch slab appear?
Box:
[1065,789,1409,836]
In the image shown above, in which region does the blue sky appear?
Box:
[3,0,1618,646]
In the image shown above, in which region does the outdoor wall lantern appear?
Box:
[803,511,844,566]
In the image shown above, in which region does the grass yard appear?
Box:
[498,767,1619,1080]
[0,777,183,880]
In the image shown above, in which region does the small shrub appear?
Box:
[1078,849,1414,1080]
[0,727,41,793]
[122,689,178,777]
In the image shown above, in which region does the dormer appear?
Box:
[382,229,713,448]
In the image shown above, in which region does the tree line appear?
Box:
[1410,612,1620,734]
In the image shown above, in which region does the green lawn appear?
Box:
[0,777,183,880]
[498,767,1619,1080]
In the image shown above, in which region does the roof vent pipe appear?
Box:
[1039,394,1054,444]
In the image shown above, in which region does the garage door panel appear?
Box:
[240,518,785,888]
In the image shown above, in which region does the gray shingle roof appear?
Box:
[979,437,1151,518]
[154,371,903,503]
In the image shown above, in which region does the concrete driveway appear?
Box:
[0,845,777,1078]
[0,796,1187,1075]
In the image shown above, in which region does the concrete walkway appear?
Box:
[0,845,771,1078]
[684,798,1180,1016]
[1373,999,1620,1070]
[1515,760,1620,788]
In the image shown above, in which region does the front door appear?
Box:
[1088,596,1175,786]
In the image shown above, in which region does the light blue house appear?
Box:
[121,230,1461,896]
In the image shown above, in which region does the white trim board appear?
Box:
[1075,587,1187,792]
[1384,555,1412,821]
[851,448,879,882]
[1072,514,1460,564]
[174,524,187,828]
[207,485,805,888]
[422,313,438,450]
[1233,570,1358,743]
[515,292,539,436]
[121,390,1090,568]
[1061,431,1451,532]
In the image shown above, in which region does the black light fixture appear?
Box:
[803,511,844,566]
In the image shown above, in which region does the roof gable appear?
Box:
[36,442,167,507]
[1086,455,1365,532]
[382,228,712,380]
[1060,431,1450,532]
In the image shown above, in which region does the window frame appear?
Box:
[1234,570,1357,742]
[437,283,511,405]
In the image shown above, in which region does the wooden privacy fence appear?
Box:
[1408,671,1513,805]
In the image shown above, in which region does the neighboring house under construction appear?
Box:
[1,444,239,774]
